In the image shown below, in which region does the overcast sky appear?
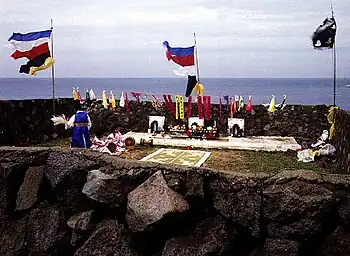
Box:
[0,0,349,78]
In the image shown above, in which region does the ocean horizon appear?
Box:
[0,77,349,110]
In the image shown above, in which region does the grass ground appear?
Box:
[36,138,333,174]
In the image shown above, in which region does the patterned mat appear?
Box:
[140,148,211,167]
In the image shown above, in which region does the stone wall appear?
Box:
[87,100,330,144]
[1,147,350,255]
[0,98,331,146]
[0,98,76,146]
[332,109,350,172]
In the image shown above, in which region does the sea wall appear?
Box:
[1,147,350,255]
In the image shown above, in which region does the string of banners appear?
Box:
[72,87,287,118]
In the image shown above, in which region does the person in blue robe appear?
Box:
[66,101,92,148]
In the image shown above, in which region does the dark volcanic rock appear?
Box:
[263,238,301,256]
[211,173,261,238]
[186,169,204,198]
[162,215,231,256]
[27,205,70,255]
[82,170,121,205]
[67,210,95,231]
[321,226,350,256]
[263,179,334,241]
[16,166,45,211]
[0,214,28,256]
[45,151,97,213]
[74,220,137,256]
[126,171,189,232]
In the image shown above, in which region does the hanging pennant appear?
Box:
[76,87,83,102]
[203,96,211,121]
[89,89,96,101]
[230,97,233,118]
[144,94,158,109]
[238,95,244,112]
[268,95,276,113]
[197,96,203,119]
[246,95,253,113]
[102,90,108,109]
[151,94,162,108]
[233,95,239,114]
[187,96,192,119]
[125,92,130,113]
[219,95,223,121]
[163,95,176,116]
[109,90,116,110]
[131,92,142,103]
[72,87,77,100]
[85,89,90,102]
[175,95,185,120]
[120,92,125,107]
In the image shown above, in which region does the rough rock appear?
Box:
[45,151,97,213]
[16,166,45,211]
[27,205,69,254]
[186,169,204,198]
[337,196,350,225]
[261,239,301,256]
[263,180,334,241]
[67,210,95,231]
[211,174,261,238]
[74,220,137,256]
[82,170,121,205]
[126,171,189,232]
[321,226,350,256]
[0,215,28,255]
[162,215,231,256]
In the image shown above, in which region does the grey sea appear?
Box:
[0,78,349,110]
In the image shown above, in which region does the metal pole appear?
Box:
[194,33,200,83]
[50,19,56,114]
[331,5,336,106]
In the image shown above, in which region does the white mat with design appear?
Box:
[140,148,211,167]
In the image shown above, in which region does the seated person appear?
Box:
[91,130,120,155]
[106,123,126,154]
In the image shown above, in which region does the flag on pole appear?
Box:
[162,41,195,67]
[8,29,55,75]
[311,17,337,49]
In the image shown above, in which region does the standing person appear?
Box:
[66,100,92,148]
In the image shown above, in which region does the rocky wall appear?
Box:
[0,98,76,146]
[0,98,332,146]
[1,147,350,256]
[332,109,350,172]
[87,100,330,144]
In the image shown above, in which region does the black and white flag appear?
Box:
[312,17,337,49]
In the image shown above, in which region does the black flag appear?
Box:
[312,17,337,49]
[185,75,197,97]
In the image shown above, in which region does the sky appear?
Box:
[0,0,349,78]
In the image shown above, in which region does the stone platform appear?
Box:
[125,132,301,152]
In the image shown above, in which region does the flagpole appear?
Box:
[331,5,336,106]
[194,32,200,83]
[50,19,56,114]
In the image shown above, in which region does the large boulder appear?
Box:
[263,179,334,241]
[74,220,137,256]
[16,166,45,211]
[162,215,231,256]
[211,173,262,238]
[67,210,95,231]
[45,151,97,213]
[0,214,28,255]
[82,170,121,205]
[321,226,350,256]
[27,205,70,255]
[126,171,189,232]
